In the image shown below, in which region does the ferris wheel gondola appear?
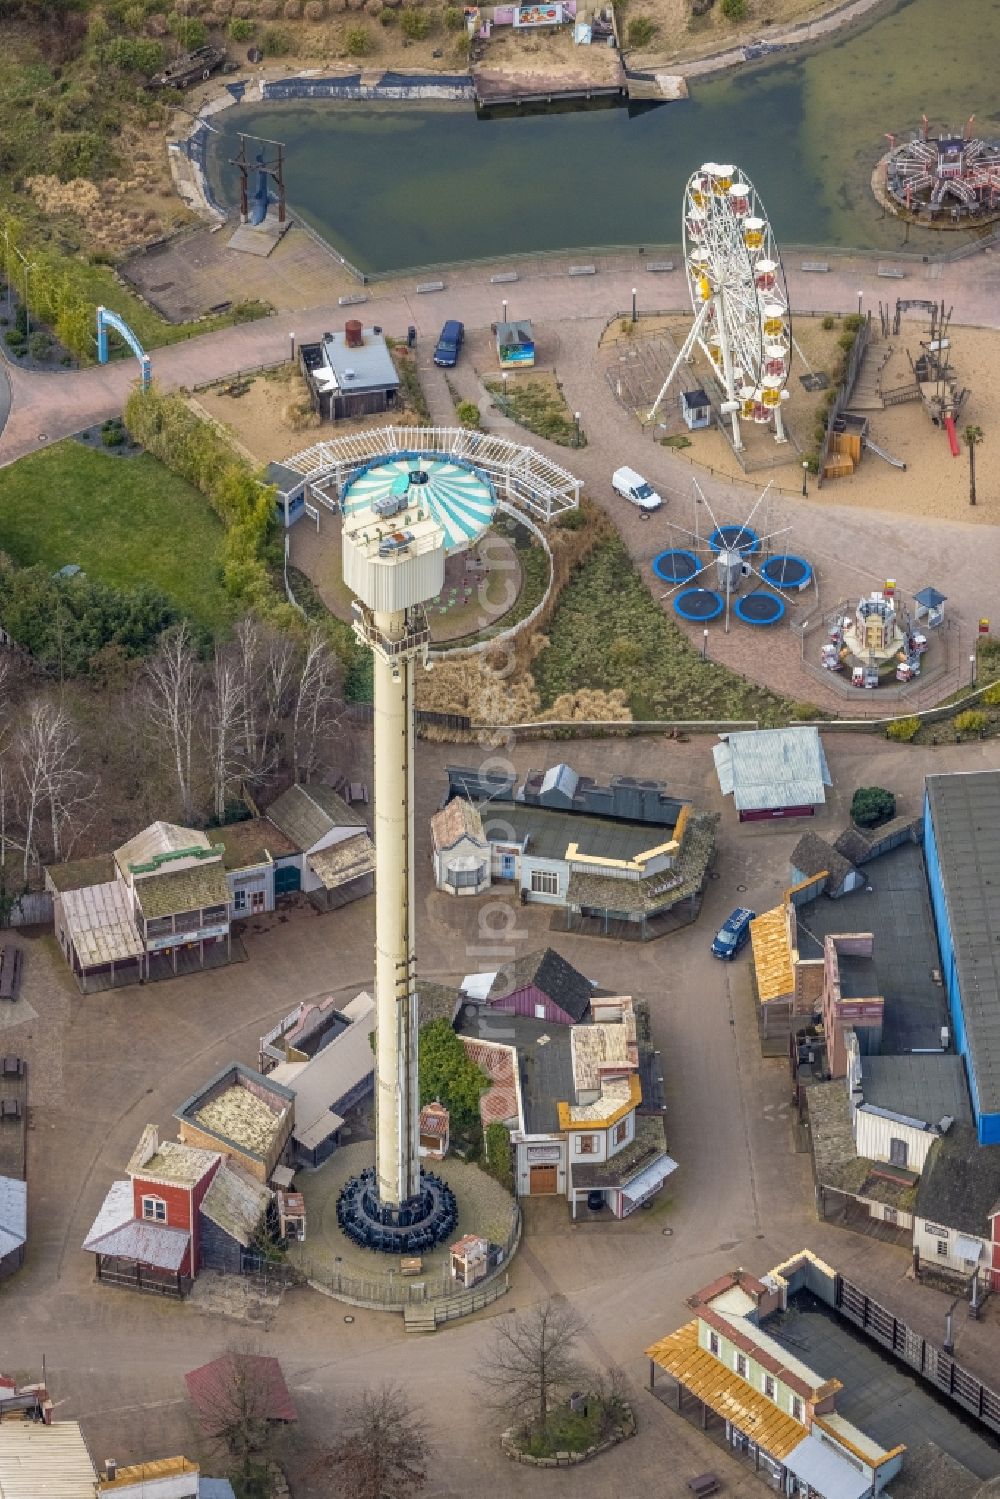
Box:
[648,162,792,451]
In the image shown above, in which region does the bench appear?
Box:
[800,261,830,273]
[0,947,23,1001]
[490,271,519,284]
[338,293,369,307]
[688,1476,720,1497]
[877,264,906,279]
[400,1256,423,1276]
[568,265,597,276]
[416,281,446,294]
[645,260,675,272]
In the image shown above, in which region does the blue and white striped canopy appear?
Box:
[341,453,497,554]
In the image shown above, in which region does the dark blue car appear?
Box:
[711,907,756,960]
[433,319,464,368]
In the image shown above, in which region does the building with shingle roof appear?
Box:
[431,798,489,896]
[790,832,863,899]
[485,948,595,1025]
[265,784,374,910]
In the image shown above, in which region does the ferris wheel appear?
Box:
[648,162,792,451]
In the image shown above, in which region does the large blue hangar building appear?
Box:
[924,771,1000,1144]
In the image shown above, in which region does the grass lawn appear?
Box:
[0,441,233,635]
[532,533,797,724]
[485,373,584,447]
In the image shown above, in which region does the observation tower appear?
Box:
[337,454,496,1253]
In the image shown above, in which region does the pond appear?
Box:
[206,0,1000,275]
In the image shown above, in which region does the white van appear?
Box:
[612,466,663,512]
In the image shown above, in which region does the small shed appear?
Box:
[418,1101,450,1160]
[681,388,711,430]
[789,833,864,900]
[300,324,400,422]
[913,586,947,628]
[450,1233,489,1288]
[277,1189,306,1242]
[496,319,535,369]
[714,726,831,821]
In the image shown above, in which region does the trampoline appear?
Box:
[653,548,700,584]
[674,587,724,622]
[735,591,785,626]
[707,523,760,556]
[759,553,812,591]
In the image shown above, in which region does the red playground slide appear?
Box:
[944,413,960,457]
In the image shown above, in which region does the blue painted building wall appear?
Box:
[923,791,1000,1144]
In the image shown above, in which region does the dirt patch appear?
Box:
[624,0,844,68]
[474,23,624,97]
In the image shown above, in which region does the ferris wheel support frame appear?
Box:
[647,297,713,423]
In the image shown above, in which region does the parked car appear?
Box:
[433,319,464,368]
[711,906,756,960]
[612,466,663,512]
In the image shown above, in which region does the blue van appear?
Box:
[711,907,756,960]
[434,319,464,368]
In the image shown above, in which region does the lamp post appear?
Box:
[857,289,864,320]
[289,330,295,363]
[501,371,508,411]
[631,286,638,324]
[702,628,709,660]
[1,227,10,311]
[971,653,977,687]
[574,411,581,446]
[502,298,508,324]
[13,247,32,340]
[802,460,809,497]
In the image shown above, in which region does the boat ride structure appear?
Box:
[648,161,792,453]
[881,117,1000,228]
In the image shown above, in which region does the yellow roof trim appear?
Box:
[558,1073,641,1131]
[565,839,677,872]
[645,1322,806,1460]
[812,1416,904,1467]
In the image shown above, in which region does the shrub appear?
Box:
[304,0,325,15]
[843,312,863,332]
[982,681,1000,706]
[4,329,25,348]
[837,329,858,353]
[557,508,587,531]
[400,5,430,37]
[443,5,464,26]
[229,16,256,36]
[790,701,821,721]
[821,314,835,330]
[344,21,370,51]
[102,425,125,447]
[720,0,747,17]
[850,786,896,829]
[456,399,480,429]
[167,12,207,43]
[261,22,294,48]
[483,1122,514,1194]
[146,12,168,32]
[213,0,233,13]
[954,709,988,737]
[282,0,301,15]
[886,716,920,743]
[378,7,395,22]
[258,0,279,15]
[123,3,147,29]
[419,1019,487,1140]
[28,332,52,360]
[626,14,655,45]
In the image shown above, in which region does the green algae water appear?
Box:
[206,0,1000,274]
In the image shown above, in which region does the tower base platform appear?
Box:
[337,1167,458,1256]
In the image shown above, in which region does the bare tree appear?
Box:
[207,648,248,823]
[291,627,342,784]
[314,1384,430,1499]
[144,623,202,821]
[14,699,96,877]
[482,1298,586,1434]
[235,617,296,788]
[190,1348,287,1499]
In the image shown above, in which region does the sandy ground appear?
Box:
[627,0,879,68]
[195,358,428,465]
[474,24,624,93]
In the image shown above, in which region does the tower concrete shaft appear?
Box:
[372,607,420,1206]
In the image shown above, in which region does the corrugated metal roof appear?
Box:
[82,1180,190,1271]
[714,728,830,811]
[0,1420,97,1499]
[59,882,144,968]
[750,906,796,1003]
[926,771,1000,1113]
[200,1164,270,1248]
[0,1176,27,1259]
[135,864,230,921]
[266,785,363,854]
[645,1321,806,1459]
[307,833,375,890]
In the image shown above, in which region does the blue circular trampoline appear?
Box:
[760,553,812,591]
[707,523,760,556]
[735,591,785,626]
[653,548,700,584]
[674,587,724,622]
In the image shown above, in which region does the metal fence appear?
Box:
[836,1275,1000,1434]
[298,1202,521,1313]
